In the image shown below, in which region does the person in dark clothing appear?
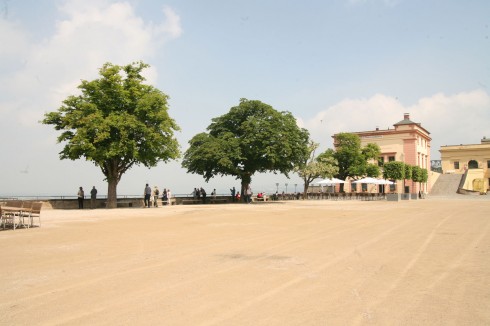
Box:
[90,186,97,209]
[201,187,207,204]
[144,184,152,208]
[230,186,236,202]
[78,187,84,209]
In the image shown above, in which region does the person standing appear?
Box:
[230,186,236,202]
[144,184,152,208]
[90,186,97,209]
[201,187,207,204]
[153,186,160,207]
[167,189,172,206]
[78,186,85,209]
[246,185,252,203]
[162,188,168,205]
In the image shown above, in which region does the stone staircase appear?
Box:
[430,174,463,196]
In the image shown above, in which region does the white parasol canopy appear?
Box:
[316,178,345,185]
[352,177,379,184]
[375,179,395,185]
[353,177,394,185]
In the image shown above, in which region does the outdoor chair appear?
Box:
[20,201,33,228]
[1,206,17,230]
[2,201,25,229]
[29,202,43,227]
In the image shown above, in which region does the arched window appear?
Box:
[468,160,479,169]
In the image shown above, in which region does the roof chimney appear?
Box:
[404,113,410,120]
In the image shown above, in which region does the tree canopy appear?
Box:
[182,98,310,198]
[333,133,381,182]
[295,142,338,197]
[382,161,405,181]
[42,61,181,208]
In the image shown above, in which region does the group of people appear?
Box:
[229,185,253,203]
[77,184,260,209]
[144,184,172,208]
[77,186,98,209]
[191,187,208,204]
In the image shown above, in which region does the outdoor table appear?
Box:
[1,206,32,229]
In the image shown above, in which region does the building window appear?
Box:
[388,156,395,162]
[454,161,460,169]
[378,157,384,166]
[487,160,490,168]
[468,160,479,169]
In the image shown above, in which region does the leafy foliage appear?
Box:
[404,164,413,181]
[333,133,381,180]
[411,165,422,183]
[182,98,310,196]
[42,61,181,207]
[382,161,405,181]
[295,143,338,197]
[365,163,381,177]
[420,168,428,183]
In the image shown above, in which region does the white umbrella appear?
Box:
[352,177,379,184]
[316,178,345,194]
[316,178,345,185]
[375,179,394,185]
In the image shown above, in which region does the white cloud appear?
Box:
[0,20,30,61]
[411,90,490,149]
[0,0,183,196]
[303,90,490,159]
[158,6,183,39]
[0,0,182,121]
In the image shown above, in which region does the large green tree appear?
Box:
[42,62,181,208]
[182,98,310,200]
[333,133,381,190]
[295,142,338,198]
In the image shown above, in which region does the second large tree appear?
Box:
[182,98,310,199]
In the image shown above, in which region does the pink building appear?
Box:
[333,113,432,194]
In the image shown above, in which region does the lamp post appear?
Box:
[285,183,288,193]
[294,184,297,193]
[275,183,279,192]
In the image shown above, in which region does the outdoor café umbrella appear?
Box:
[352,177,379,184]
[374,179,394,185]
[316,178,345,194]
[316,178,345,185]
[354,177,394,194]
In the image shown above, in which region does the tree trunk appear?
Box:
[303,183,309,200]
[240,173,252,203]
[106,174,119,209]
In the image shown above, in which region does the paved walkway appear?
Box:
[1,199,489,325]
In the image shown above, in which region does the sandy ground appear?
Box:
[1,198,489,326]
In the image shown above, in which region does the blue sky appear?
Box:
[1,0,489,197]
